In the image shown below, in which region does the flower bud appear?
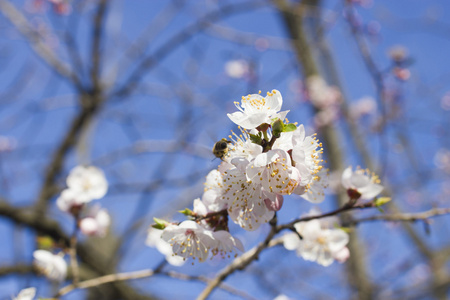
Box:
[152,218,170,230]
[272,119,284,138]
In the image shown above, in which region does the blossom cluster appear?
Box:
[56,165,110,237]
[280,166,383,266]
[150,89,334,264]
[283,210,350,267]
[31,165,110,286]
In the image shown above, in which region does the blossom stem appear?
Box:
[69,218,80,285]
[263,134,278,153]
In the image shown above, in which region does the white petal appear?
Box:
[14,287,36,300]
[283,233,301,250]
[341,167,353,189]
[80,218,99,236]
[359,183,383,200]
[266,89,283,111]
[327,229,349,253]
[333,246,350,263]
[316,248,334,266]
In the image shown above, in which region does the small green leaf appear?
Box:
[37,236,54,250]
[250,133,262,145]
[152,217,169,230]
[179,208,193,216]
[272,119,284,138]
[374,197,391,207]
[283,123,297,132]
[376,207,385,213]
[338,227,352,233]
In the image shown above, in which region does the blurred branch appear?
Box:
[57,268,155,296]
[0,0,82,91]
[57,268,256,300]
[0,264,35,276]
[0,200,154,299]
[118,0,186,68]
[35,95,102,212]
[197,218,278,300]
[69,219,80,285]
[273,0,375,297]
[90,0,109,91]
[204,23,292,50]
[112,0,267,99]
[350,208,450,225]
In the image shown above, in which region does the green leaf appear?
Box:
[272,119,284,138]
[249,133,262,145]
[152,217,169,230]
[338,226,352,233]
[374,197,391,207]
[37,236,54,250]
[283,123,297,132]
[179,208,193,216]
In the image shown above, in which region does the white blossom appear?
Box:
[56,188,88,213]
[161,221,215,263]
[224,59,249,79]
[289,126,328,203]
[225,127,263,163]
[227,89,289,130]
[299,168,329,203]
[283,214,349,267]
[273,295,293,300]
[66,165,108,201]
[146,227,185,266]
[33,250,67,282]
[57,165,108,213]
[341,166,383,200]
[246,149,301,195]
[211,231,244,258]
[201,169,227,212]
[13,288,36,300]
[79,205,110,237]
[223,158,274,231]
[306,76,341,108]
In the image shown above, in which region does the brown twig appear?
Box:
[350,208,450,225]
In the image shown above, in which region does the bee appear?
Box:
[212,138,232,160]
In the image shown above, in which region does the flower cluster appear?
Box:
[282,210,350,267]
[56,165,110,237]
[150,89,330,264]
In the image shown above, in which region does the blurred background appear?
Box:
[0,0,449,299]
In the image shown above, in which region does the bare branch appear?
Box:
[197,218,278,300]
[90,0,109,90]
[351,208,450,225]
[57,268,155,296]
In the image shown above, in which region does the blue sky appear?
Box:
[0,0,450,299]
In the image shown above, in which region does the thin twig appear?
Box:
[56,268,155,296]
[350,208,450,225]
